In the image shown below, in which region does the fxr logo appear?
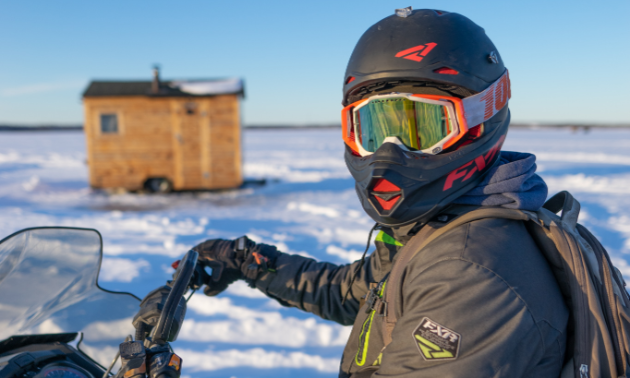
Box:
[443,135,505,191]
[395,43,437,62]
[423,319,459,343]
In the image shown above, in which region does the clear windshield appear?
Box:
[0,227,140,367]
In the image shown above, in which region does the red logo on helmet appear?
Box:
[395,43,437,62]
[371,178,402,211]
[442,135,505,191]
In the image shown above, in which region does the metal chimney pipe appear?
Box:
[152,65,160,94]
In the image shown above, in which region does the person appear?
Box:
[136,8,569,378]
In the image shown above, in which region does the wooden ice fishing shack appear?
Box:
[82,68,244,192]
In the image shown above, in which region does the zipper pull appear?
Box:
[364,281,386,314]
[579,364,588,378]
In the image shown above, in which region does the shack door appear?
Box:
[170,100,212,190]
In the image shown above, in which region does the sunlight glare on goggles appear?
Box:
[355,97,452,153]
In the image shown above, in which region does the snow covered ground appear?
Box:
[1,127,630,377]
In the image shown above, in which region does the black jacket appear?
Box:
[252,206,569,377]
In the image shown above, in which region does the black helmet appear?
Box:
[342,8,511,227]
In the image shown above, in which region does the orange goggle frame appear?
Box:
[342,69,511,157]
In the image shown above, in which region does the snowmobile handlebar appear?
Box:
[117,250,196,377]
[152,249,198,345]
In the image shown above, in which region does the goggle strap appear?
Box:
[462,70,511,127]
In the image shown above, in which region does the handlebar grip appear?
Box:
[152,249,198,344]
[135,322,146,341]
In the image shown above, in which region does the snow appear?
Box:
[183,295,350,348]
[1,127,630,377]
[169,78,243,96]
[177,347,340,373]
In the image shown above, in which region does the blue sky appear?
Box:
[1,0,628,125]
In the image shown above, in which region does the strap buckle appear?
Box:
[235,236,248,252]
[375,299,388,317]
[232,236,249,260]
[364,287,379,314]
[365,281,388,315]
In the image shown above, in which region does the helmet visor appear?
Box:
[353,95,457,154]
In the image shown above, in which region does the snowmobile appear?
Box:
[0,226,196,378]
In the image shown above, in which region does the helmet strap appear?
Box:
[462,70,511,127]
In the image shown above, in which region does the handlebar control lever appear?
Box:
[115,341,147,378]
[147,346,182,378]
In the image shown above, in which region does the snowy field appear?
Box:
[1,127,630,377]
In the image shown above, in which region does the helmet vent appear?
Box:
[434,10,448,15]
[375,195,401,211]
[372,178,400,192]
[346,76,356,84]
[371,178,402,212]
[434,67,459,75]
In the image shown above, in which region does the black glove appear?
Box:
[132,285,187,343]
[193,239,243,296]
[192,236,280,296]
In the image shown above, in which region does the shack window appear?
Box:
[100,114,118,133]
[185,102,197,115]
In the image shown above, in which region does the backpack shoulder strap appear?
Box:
[380,207,531,347]
[380,191,630,378]
[540,191,630,377]
[542,191,580,229]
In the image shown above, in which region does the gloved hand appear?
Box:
[193,239,243,296]
[132,285,187,343]
[191,236,280,296]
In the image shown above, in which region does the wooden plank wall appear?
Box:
[207,95,242,189]
[172,99,203,189]
[84,94,242,191]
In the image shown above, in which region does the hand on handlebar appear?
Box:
[132,286,187,343]
[192,238,244,296]
[116,340,182,378]
[189,236,281,296]
[125,250,197,378]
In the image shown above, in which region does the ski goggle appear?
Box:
[342,70,511,156]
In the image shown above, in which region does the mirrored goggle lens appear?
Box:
[355,97,454,153]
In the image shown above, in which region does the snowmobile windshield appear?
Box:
[0,227,139,367]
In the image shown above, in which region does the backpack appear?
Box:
[380,191,630,378]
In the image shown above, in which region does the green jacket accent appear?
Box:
[375,231,403,247]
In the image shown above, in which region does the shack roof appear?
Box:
[83,78,244,98]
